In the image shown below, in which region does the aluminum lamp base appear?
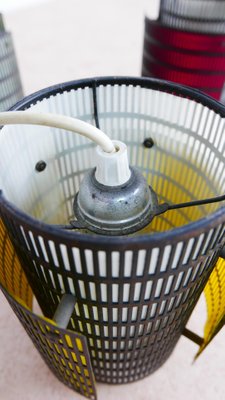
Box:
[73,167,159,235]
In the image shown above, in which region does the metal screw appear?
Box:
[143,138,154,148]
[35,160,47,172]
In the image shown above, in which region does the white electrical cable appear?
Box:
[0,111,116,154]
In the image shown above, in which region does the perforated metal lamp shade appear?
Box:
[142,0,225,102]
[159,0,225,33]
[0,77,224,398]
[0,14,23,111]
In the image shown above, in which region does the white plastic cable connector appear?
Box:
[95,140,131,186]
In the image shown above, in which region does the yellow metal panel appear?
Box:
[196,257,225,356]
[0,218,97,399]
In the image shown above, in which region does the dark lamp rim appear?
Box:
[9,75,225,117]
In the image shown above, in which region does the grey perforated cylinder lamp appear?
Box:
[0,14,23,111]
[159,0,225,33]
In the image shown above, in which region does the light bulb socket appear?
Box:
[73,167,158,235]
[95,140,131,186]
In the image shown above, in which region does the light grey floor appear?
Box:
[0,1,224,399]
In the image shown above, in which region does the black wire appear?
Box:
[92,82,100,129]
[56,194,225,231]
[167,193,225,211]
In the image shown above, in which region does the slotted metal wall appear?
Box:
[0,220,97,399]
[0,14,23,111]
[142,0,225,102]
[0,77,224,386]
[160,0,225,33]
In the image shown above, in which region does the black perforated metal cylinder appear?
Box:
[0,77,224,384]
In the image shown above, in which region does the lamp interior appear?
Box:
[0,83,224,234]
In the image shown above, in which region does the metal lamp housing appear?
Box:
[74,166,158,235]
